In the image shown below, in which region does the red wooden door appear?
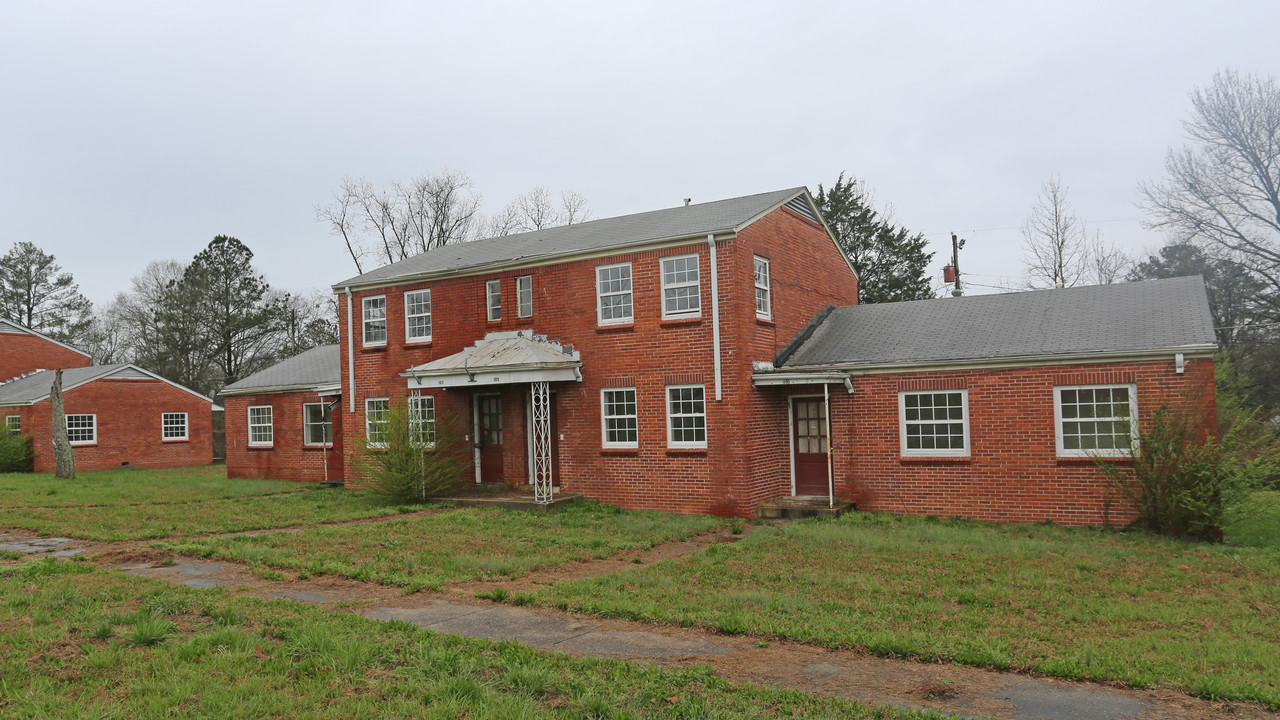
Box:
[792,397,829,495]
[478,395,504,483]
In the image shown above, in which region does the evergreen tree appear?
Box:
[815,174,935,304]
[0,242,93,343]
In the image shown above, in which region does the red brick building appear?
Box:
[235,187,1216,526]
[0,364,216,472]
[0,319,91,380]
[220,344,343,484]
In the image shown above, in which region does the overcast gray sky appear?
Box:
[3,1,1278,306]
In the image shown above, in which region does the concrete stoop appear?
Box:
[429,483,583,512]
[757,496,855,520]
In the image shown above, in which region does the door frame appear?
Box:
[472,392,503,484]
[788,393,825,496]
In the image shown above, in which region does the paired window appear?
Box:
[601,388,638,448]
[899,391,969,457]
[754,256,772,319]
[596,263,633,325]
[516,275,533,318]
[66,414,96,444]
[5,416,19,435]
[405,289,432,343]
[303,403,333,446]
[161,412,188,441]
[486,280,502,321]
[1056,385,1136,457]
[248,406,273,446]
[365,398,390,449]
[362,295,387,346]
[409,395,436,447]
[667,385,707,448]
[661,254,700,318]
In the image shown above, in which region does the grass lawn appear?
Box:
[161,503,724,590]
[0,559,935,719]
[0,465,311,507]
[1226,491,1280,548]
[513,512,1280,708]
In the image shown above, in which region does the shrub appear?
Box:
[0,431,34,473]
[355,399,469,503]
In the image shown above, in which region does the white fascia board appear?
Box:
[752,372,850,386]
[220,382,339,397]
[781,344,1219,376]
[405,365,582,389]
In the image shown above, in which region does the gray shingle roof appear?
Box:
[334,187,808,288]
[780,276,1217,369]
[0,365,132,405]
[221,345,340,394]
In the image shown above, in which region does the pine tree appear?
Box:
[0,242,93,343]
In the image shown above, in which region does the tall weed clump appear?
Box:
[356,399,469,503]
[0,431,34,473]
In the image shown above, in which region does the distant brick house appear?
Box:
[234,187,1216,525]
[0,319,91,380]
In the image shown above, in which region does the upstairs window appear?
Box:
[666,385,707,448]
[899,391,969,457]
[597,262,633,325]
[248,406,273,446]
[405,289,432,343]
[365,398,390,449]
[601,387,638,448]
[661,254,700,318]
[1056,385,1137,457]
[516,275,533,318]
[362,295,387,346]
[303,403,333,446]
[486,280,502,321]
[754,256,771,319]
[409,395,436,447]
[66,414,96,445]
[5,416,19,435]
[162,412,188,441]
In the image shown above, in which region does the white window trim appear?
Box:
[666,384,708,449]
[516,275,533,318]
[660,253,701,319]
[66,413,97,445]
[365,397,390,449]
[403,289,432,344]
[898,390,970,458]
[247,405,273,446]
[362,295,387,347]
[161,412,188,441]
[600,387,639,449]
[5,416,19,435]
[1054,383,1139,458]
[596,262,634,326]
[486,279,502,322]
[754,256,772,320]
[302,402,332,447]
[408,395,436,448]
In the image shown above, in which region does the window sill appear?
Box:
[162,438,190,444]
[660,316,702,327]
[403,340,432,348]
[247,444,275,451]
[69,442,97,448]
[596,323,634,333]
[303,444,334,451]
[1058,455,1131,464]
[665,447,707,456]
[755,317,775,327]
[360,345,388,353]
[600,447,639,456]
[899,455,971,464]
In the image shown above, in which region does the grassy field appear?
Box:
[161,503,724,589]
[0,466,309,507]
[512,512,1280,707]
[0,559,934,719]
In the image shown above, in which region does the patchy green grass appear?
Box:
[516,512,1280,707]
[0,466,310,507]
[0,559,934,719]
[1226,491,1280,548]
[162,503,723,589]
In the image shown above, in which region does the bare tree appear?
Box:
[1140,68,1280,312]
[486,187,594,237]
[1022,175,1089,288]
[1087,230,1131,284]
[50,369,74,479]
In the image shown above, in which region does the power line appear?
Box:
[924,216,1145,238]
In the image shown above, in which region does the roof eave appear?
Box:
[777,344,1219,375]
[220,382,340,397]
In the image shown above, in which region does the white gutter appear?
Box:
[708,234,722,401]
[344,287,355,413]
[752,372,854,394]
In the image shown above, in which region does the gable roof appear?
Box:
[220,345,341,396]
[334,187,813,290]
[0,364,215,407]
[0,319,91,360]
[777,276,1218,370]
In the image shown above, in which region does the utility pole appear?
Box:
[948,232,967,297]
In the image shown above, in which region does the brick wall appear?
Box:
[224,391,345,483]
[0,333,91,380]
[16,378,213,473]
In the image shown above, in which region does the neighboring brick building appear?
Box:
[221,344,343,484]
[230,187,1216,526]
[0,364,216,472]
[0,319,91,380]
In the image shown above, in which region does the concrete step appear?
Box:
[757,496,855,520]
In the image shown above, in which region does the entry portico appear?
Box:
[402,331,582,503]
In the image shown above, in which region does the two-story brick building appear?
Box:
[229,186,1217,525]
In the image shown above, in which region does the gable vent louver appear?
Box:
[784,196,820,224]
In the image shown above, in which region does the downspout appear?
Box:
[824,382,834,508]
[344,287,355,413]
[708,234,722,401]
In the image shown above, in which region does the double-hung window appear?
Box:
[516,275,533,318]
[5,416,19,435]
[66,414,96,444]
[486,280,502,321]
[365,398,390,449]
[601,388,638,448]
[596,263,633,325]
[1055,385,1137,457]
[161,412,188,441]
[404,289,432,343]
[248,406,273,446]
[661,254,700,318]
[408,395,435,447]
[303,403,333,446]
[362,295,387,346]
[754,256,772,319]
[666,385,707,448]
[899,390,969,456]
